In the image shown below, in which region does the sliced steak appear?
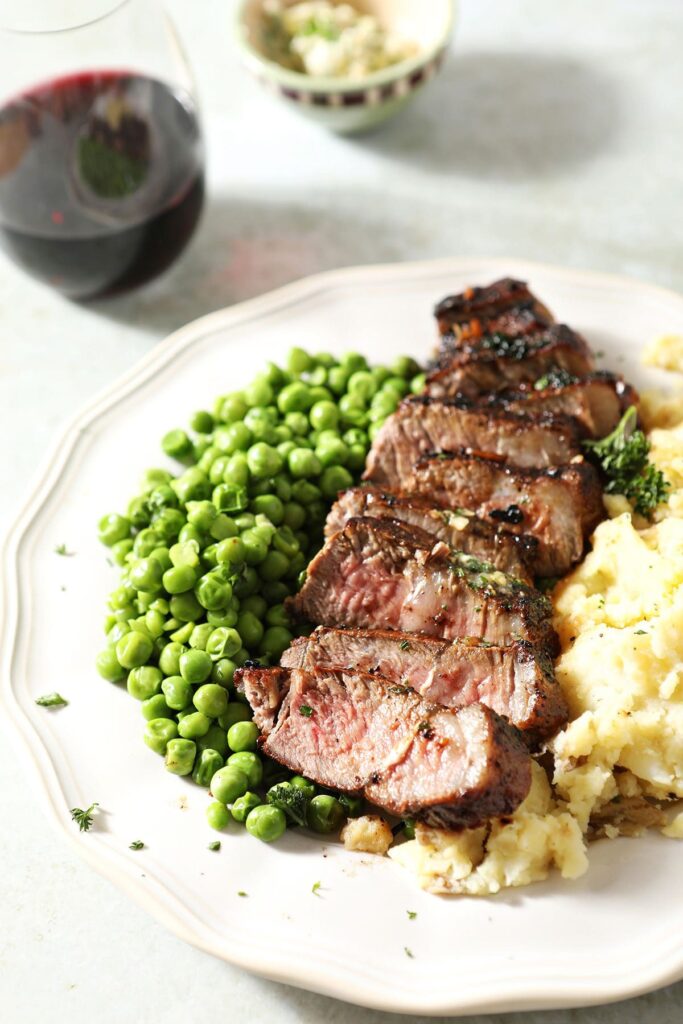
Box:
[434,278,554,339]
[282,627,568,743]
[487,373,637,439]
[363,395,582,487]
[407,452,604,577]
[237,664,532,829]
[286,517,557,651]
[429,324,595,396]
[326,486,536,584]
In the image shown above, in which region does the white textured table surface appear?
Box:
[2,1,682,1021]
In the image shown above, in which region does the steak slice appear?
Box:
[487,373,637,439]
[407,452,604,577]
[428,324,595,396]
[434,278,554,339]
[286,517,557,651]
[237,664,532,829]
[363,395,582,487]
[281,627,568,744]
[326,486,536,584]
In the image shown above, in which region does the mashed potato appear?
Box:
[391,385,683,895]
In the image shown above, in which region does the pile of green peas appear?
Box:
[96,347,424,844]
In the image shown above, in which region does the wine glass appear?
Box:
[0,0,205,299]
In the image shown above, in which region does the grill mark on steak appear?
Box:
[363,395,582,488]
[237,664,533,829]
[429,324,595,396]
[286,517,557,652]
[434,278,554,341]
[326,486,537,584]
[483,373,638,439]
[281,626,568,744]
[406,451,604,578]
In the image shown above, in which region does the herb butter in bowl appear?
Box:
[235,0,456,133]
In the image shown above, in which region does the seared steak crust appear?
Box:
[287,517,557,651]
[363,395,582,487]
[326,486,536,584]
[407,452,604,577]
[429,324,595,396]
[435,278,554,339]
[486,373,637,439]
[281,627,568,743]
[237,665,532,829]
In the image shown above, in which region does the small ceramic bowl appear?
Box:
[234,0,456,134]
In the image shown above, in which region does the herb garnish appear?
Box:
[237,890,248,897]
[312,881,322,896]
[267,782,309,827]
[70,802,98,832]
[399,639,411,651]
[55,543,75,556]
[299,704,313,718]
[35,692,68,708]
[534,368,577,391]
[583,407,669,517]
[129,840,144,851]
[208,841,221,851]
[404,946,415,959]
[407,910,417,920]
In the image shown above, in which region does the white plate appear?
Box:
[3,258,683,1017]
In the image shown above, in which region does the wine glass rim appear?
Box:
[0,0,131,35]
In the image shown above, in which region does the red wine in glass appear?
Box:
[0,70,204,299]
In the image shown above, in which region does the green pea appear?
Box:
[147,484,179,513]
[215,421,252,455]
[219,703,252,729]
[227,720,259,753]
[197,726,229,758]
[340,352,367,372]
[382,375,409,397]
[346,444,367,472]
[165,738,196,776]
[144,718,179,755]
[192,748,224,787]
[241,529,269,566]
[127,496,150,529]
[206,626,242,660]
[95,645,126,682]
[290,775,316,799]
[339,393,368,427]
[309,400,339,431]
[129,557,163,593]
[307,795,345,833]
[170,621,194,644]
[290,480,321,505]
[158,642,183,676]
[411,372,427,395]
[152,509,186,544]
[211,766,249,804]
[170,591,202,622]
[259,625,293,659]
[370,391,398,420]
[184,500,216,531]
[244,376,274,407]
[216,536,245,565]
[98,512,131,547]
[178,649,211,685]
[230,791,262,823]
[347,370,376,401]
[287,346,313,375]
[177,524,204,547]
[252,494,284,525]
[277,381,313,414]
[327,366,350,395]
[190,409,214,433]
[246,804,286,842]
[192,682,228,718]
[206,800,231,830]
[246,443,282,480]
[223,451,250,488]
[227,751,263,788]
[257,551,288,582]
[319,465,354,500]
[133,528,162,558]
[279,501,305,531]
[127,665,162,701]
[212,658,237,687]
[141,468,174,493]
[234,566,260,598]
[239,594,266,618]
[207,608,238,628]
[160,675,191,711]
[195,574,232,611]
[178,711,211,739]
[111,538,134,567]
[288,447,321,479]
[173,467,211,504]
[141,693,174,721]
[217,393,248,423]
[284,410,309,436]
[162,428,192,459]
[213,482,249,513]
[115,631,153,669]
[209,514,237,541]
[236,611,264,649]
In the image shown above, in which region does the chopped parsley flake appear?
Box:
[55,543,75,556]
[208,841,221,851]
[299,704,313,717]
[237,890,248,897]
[129,840,144,851]
[312,881,322,896]
[35,692,68,708]
[407,910,417,920]
[404,946,415,959]
[399,639,411,651]
[70,802,98,832]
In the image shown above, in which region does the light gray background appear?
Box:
[1,1,682,1021]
